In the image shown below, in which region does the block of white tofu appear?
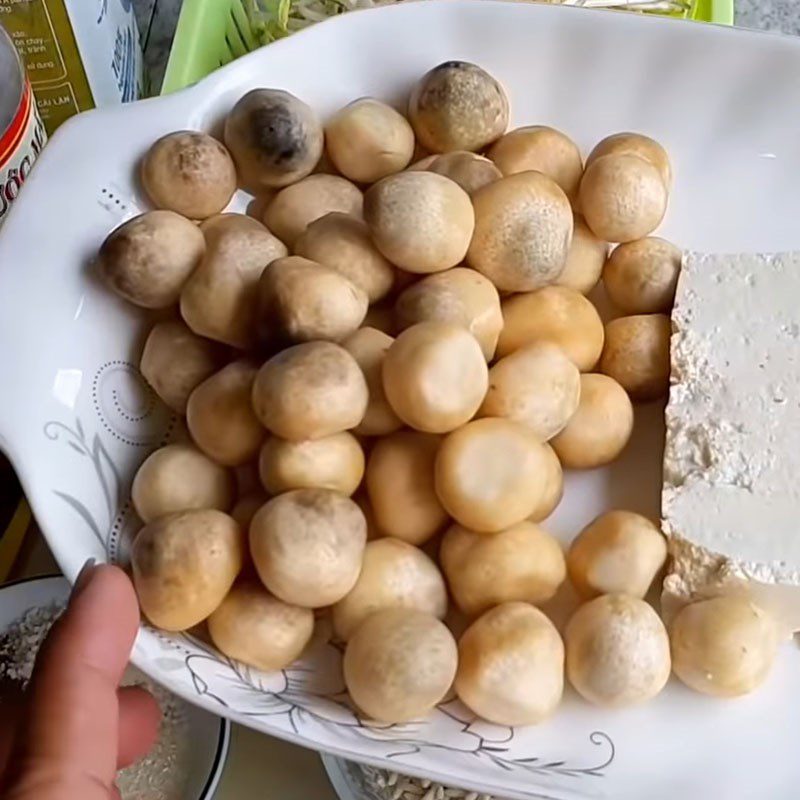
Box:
[662,251,800,631]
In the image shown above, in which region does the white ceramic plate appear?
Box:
[1,3,800,798]
[0,576,230,799]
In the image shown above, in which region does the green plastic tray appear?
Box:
[162,0,735,94]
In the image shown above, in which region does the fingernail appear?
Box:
[71,557,96,599]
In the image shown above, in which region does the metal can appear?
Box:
[0,23,46,228]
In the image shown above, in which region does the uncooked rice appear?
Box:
[358,763,496,800]
[0,599,190,800]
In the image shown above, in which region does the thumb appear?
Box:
[3,563,142,800]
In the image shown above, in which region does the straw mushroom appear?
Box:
[258,432,365,496]
[455,602,564,726]
[364,172,474,273]
[366,431,448,545]
[263,174,363,247]
[186,361,265,466]
[382,321,489,433]
[579,154,668,243]
[251,341,368,441]
[325,98,415,183]
[132,509,243,631]
[603,237,682,314]
[141,131,237,219]
[586,132,672,189]
[497,285,604,371]
[441,521,566,616]
[556,217,608,295]
[550,374,633,468]
[467,172,573,292]
[434,418,550,533]
[344,608,457,723]
[250,488,367,607]
[140,320,226,414]
[565,594,671,707]
[394,268,503,361]
[567,510,667,600]
[132,443,235,523]
[670,597,779,698]
[333,538,448,641]
[98,211,205,309]
[208,583,314,672]
[180,213,287,349]
[599,314,671,401]
[489,125,583,202]
[408,61,509,153]
[342,327,403,437]
[224,89,324,190]
[256,256,368,347]
[479,342,581,440]
[294,213,395,304]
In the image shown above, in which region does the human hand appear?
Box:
[0,562,160,800]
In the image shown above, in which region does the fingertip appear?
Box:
[70,564,141,642]
[117,686,161,769]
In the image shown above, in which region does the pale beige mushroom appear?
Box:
[208,582,314,671]
[434,418,550,533]
[132,443,235,523]
[186,361,265,466]
[98,211,205,309]
[251,341,368,441]
[382,322,489,433]
[394,268,503,361]
[488,126,583,202]
[497,285,604,371]
[140,320,226,414]
[550,374,634,469]
[294,213,395,304]
[556,217,608,295]
[670,597,779,698]
[341,327,403,437]
[427,151,502,196]
[364,172,474,273]
[467,172,573,292]
[344,608,458,722]
[528,444,564,522]
[479,342,581,440]
[440,521,566,616]
[365,431,448,545]
[333,537,448,641]
[325,98,415,183]
[223,89,323,190]
[599,314,671,401]
[256,256,368,347]
[141,131,237,219]
[180,213,287,349]
[586,132,672,189]
[132,509,243,631]
[567,510,667,599]
[455,602,564,725]
[565,594,671,707]
[263,174,363,248]
[603,237,682,314]
[258,432,364,496]
[408,61,509,153]
[579,154,668,243]
[250,488,367,607]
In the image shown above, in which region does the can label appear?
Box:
[0,77,46,226]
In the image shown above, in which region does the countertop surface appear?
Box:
[11,1,800,799]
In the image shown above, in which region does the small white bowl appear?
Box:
[0,575,230,800]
